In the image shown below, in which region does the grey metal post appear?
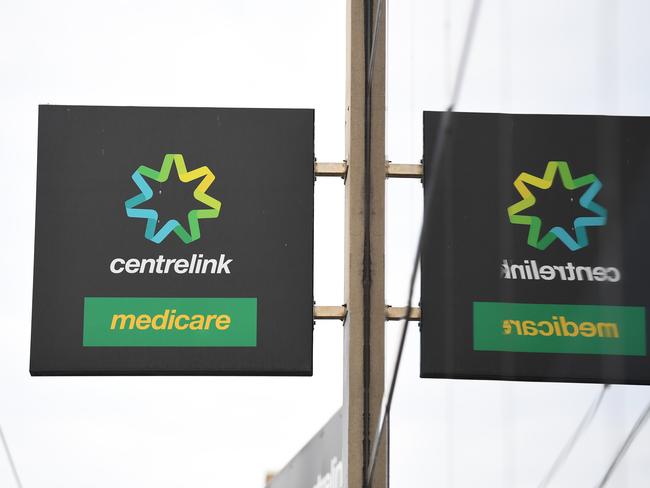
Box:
[343,0,386,487]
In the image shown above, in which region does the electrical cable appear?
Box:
[367,0,385,90]
[595,399,650,487]
[0,425,23,488]
[537,384,610,488]
[365,1,482,485]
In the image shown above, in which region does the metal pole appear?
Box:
[343,0,386,487]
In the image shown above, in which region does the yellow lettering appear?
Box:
[111,314,136,330]
[498,315,621,340]
[205,315,218,330]
[579,322,596,337]
[175,314,190,330]
[188,314,204,330]
[597,322,619,338]
[510,320,522,335]
[538,321,553,336]
[135,314,151,330]
[521,320,538,336]
[216,315,231,331]
[502,320,512,335]
[108,311,236,334]
[560,316,579,337]
[189,315,204,330]
[151,310,169,330]
[175,316,189,330]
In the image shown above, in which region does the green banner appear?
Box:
[84,297,257,347]
[474,301,646,356]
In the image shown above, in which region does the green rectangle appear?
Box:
[83,297,257,347]
[473,302,646,356]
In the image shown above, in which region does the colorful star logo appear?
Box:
[125,154,221,244]
[507,161,607,251]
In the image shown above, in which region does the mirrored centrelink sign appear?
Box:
[31,105,314,375]
[421,111,650,384]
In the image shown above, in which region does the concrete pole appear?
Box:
[343,0,386,487]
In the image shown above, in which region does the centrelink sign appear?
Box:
[422,111,650,384]
[31,105,314,375]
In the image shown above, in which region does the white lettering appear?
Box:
[109,254,235,275]
[109,258,125,273]
[217,254,233,274]
[500,259,621,283]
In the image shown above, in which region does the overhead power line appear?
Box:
[538,384,610,488]
[367,0,385,90]
[596,399,650,487]
[0,425,23,488]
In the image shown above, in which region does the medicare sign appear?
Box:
[422,111,650,384]
[31,105,314,375]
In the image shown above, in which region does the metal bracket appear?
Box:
[385,306,421,321]
[313,305,421,322]
[314,161,422,179]
[313,305,347,320]
[314,162,348,178]
[385,163,423,179]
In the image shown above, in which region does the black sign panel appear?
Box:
[422,111,650,384]
[267,409,342,488]
[31,105,314,375]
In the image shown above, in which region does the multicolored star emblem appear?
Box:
[507,161,607,251]
[125,154,221,244]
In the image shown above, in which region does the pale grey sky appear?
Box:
[1,0,649,487]
[386,1,650,486]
